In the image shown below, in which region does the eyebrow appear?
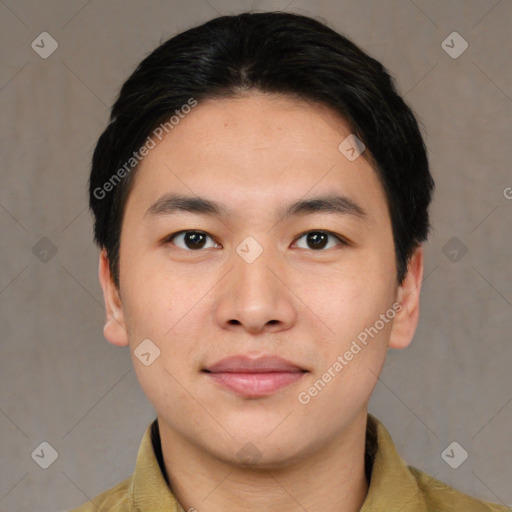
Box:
[144,193,366,221]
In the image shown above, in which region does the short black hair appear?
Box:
[89,11,434,289]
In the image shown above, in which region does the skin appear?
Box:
[98,91,423,512]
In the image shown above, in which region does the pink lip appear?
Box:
[203,355,307,398]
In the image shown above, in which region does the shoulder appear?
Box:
[408,466,510,512]
[67,476,133,512]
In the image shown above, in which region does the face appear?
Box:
[99,92,423,467]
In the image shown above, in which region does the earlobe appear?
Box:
[388,245,424,350]
[98,249,130,347]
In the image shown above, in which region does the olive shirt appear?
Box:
[70,414,509,511]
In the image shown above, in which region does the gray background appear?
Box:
[1,1,511,511]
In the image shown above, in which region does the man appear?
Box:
[72,11,509,512]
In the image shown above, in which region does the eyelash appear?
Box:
[161,229,349,251]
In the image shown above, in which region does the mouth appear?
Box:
[202,355,308,398]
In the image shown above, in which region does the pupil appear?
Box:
[308,232,327,249]
[186,232,206,249]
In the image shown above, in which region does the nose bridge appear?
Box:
[232,237,280,303]
[215,237,297,332]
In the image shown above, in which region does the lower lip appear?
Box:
[204,371,306,397]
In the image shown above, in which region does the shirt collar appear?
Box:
[129,413,427,511]
[129,419,185,512]
[361,414,429,511]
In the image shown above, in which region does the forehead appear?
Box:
[124,92,388,223]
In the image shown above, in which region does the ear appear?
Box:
[98,249,129,347]
[388,245,424,350]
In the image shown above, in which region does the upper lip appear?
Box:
[204,355,307,373]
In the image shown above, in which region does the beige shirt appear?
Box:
[70,414,509,511]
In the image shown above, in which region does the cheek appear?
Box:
[121,255,187,337]
[302,264,397,385]
[131,358,194,425]
[122,265,210,365]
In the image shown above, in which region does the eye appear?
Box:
[164,230,219,250]
[162,229,347,252]
[293,230,347,250]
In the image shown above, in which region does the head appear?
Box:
[91,12,434,466]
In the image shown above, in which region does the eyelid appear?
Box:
[161,230,220,248]
[292,229,350,248]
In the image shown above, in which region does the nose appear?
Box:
[214,242,298,334]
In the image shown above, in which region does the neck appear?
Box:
[158,410,371,512]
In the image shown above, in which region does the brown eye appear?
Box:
[167,231,218,250]
[294,231,345,250]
